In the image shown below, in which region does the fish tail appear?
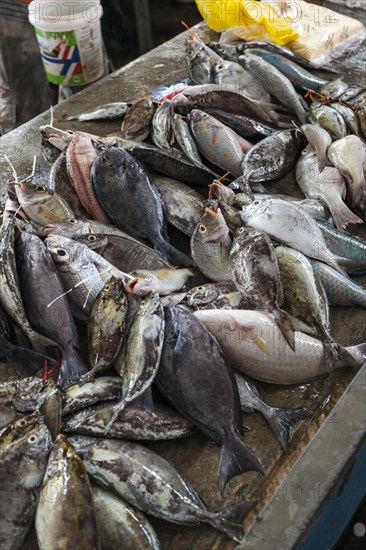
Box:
[329,202,363,231]
[207,500,253,542]
[273,308,297,351]
[155,241,194,268]
[218,433,265,495]
[57,347,88,389]
[263,405,312,450]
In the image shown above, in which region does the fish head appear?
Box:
[186,284,220,307]
[96,146,127,171]
[0,411,42,452]
[68,131,94,154]
[194,207,230,243]
[125,274,158,296]
[138,293,162,315]
[209,180,235,204]
[20,423,53,462]
[240,198,270,224]
[171,92,193,114]
[43,218,91,238]
[45,234,81,267]
[99,276,125,303]
[15,182,52,208]
[189,108,208,126]
[77,234,108,255]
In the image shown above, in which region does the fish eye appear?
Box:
[198,224,207,234]
[238,227,245,234]
[19,419,27,426]
[56,248,68,257]
[197,286,205,291]
[28,435,37,443]
[36,185,46,193]
[141,300,145,306]
[252,200,260,206]
[88,235,97,242]
[68,219,77,224]
[104,284,110,292]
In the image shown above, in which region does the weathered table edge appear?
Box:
[237,362,366,549]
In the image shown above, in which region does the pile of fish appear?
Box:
[1,29,366,549]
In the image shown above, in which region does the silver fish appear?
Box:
[309,103,347,140]
[296,144,363,230]
[151,99,174,149]
[300,123,332,170]
[63,102,128,122]
[194,310,364,384]
[327,135,366,206]
[241,198,348,274]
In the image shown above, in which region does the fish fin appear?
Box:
[273,308,297,351]
[263,406,312,450]
[334,344,360,370]
[131,386,155,412]
[327,256,354,278]
[155,241,194,268]
[209,500,253,542]
[57,348,88,389]
[329,202,363,231]
[104,398,129,434]
[218,433,265,495]
[226,315,270,355]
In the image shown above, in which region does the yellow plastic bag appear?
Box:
[195,0,300,45]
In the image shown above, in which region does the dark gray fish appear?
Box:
[92,147,193,267]
[205,108,276,139]
[77,233,171,271]
[63,401,196,440]
[0,330,56,378]
[35,434,100,550]
[0,422,52,550]
[155,305,265,494]
[153,174,204,237]
[0,217,55,353]
[235,372,311,450]
[16,232,88,389]
[121,96,156,141]
[151,99,174,149]
[229,226,298,350]
[237,129,304,187]
[122,137,218,185]
[92,485,161,550]
[69,435,250,542]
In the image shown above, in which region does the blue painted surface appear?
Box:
[295,439,366,549]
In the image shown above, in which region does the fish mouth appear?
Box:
[125,277,139,294]
[43,224,57,236]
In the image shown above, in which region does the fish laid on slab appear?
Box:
[121,96,156,141]
[45,235,120,321]
[0,218,55,353]
[92,146,193,267]
[16,232,88,388]
[240,198,348,274]
[92,485,161,550]
[191,207,232,282]
[151,99,174,149]
[194,310,365,385]
[153,174,204,237]
[316,219,366,274]
[296,144,362,230]
[186,282,255,310]
[205,108,276,139]
[69,435,250,542]
[49,152,89,219]
[87,277,127,380]
[63,102,128,122]
[35,434,100,550]
[15,182,74,226]
[299,123,332,170]
[311,261,366,309]
[66,132,109,223]
[62,377,122,416]
[0,422,52,550]
[63,401,195,440]
[235,129,304,188]
[155,305,265,494]
[309,103,347,141]
[230,227,298,350]
[0,411,41,452]
[189,109,246,176]
[241,52,308,123]
[172,113,205,167]
[327,135,366,206]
